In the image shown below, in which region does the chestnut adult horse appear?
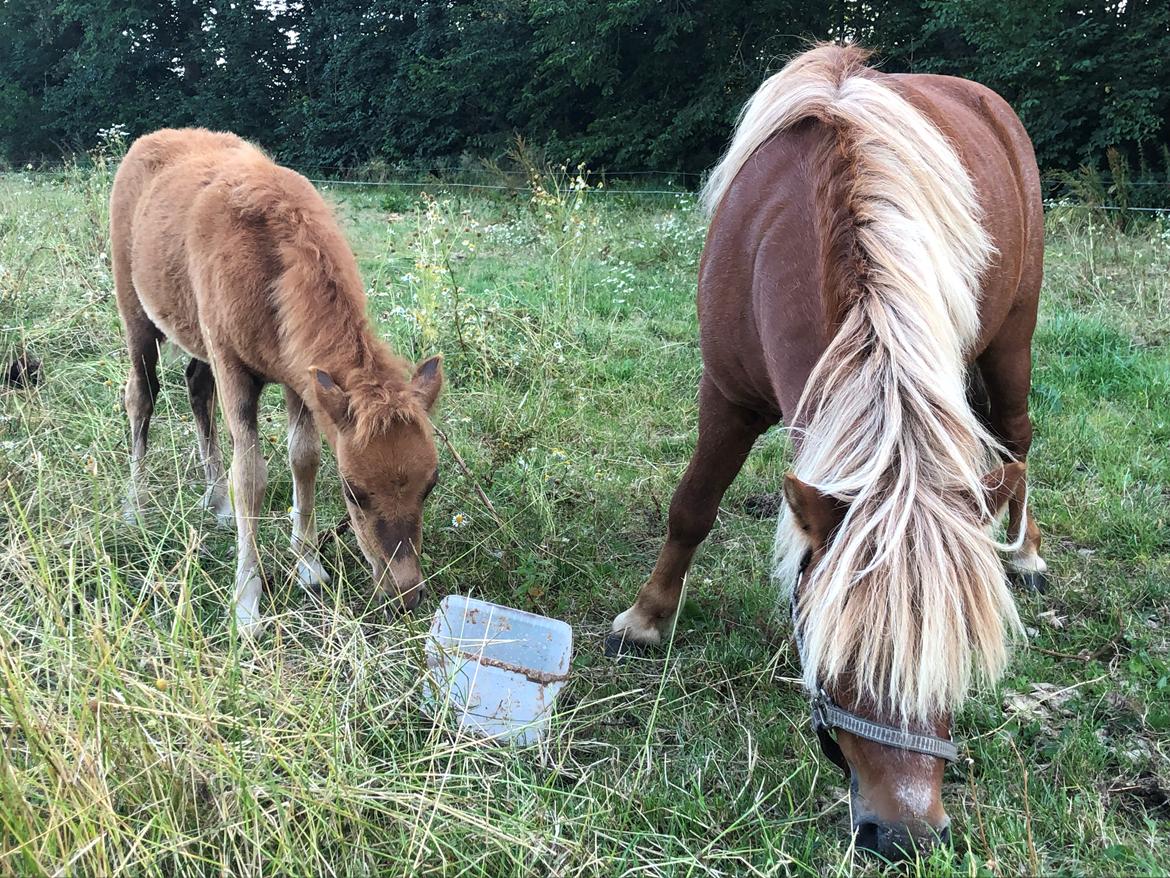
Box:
[111,129,443,635]
[609,46,1045,858]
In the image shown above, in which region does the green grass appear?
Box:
[1,166,1167,876]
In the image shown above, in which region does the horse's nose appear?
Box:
[854,819,950,861]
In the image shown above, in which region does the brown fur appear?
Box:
[111,128,443,630]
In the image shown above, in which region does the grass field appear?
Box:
[1,161,1168,876]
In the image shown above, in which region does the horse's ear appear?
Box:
[979,461,1026,521]
[308,367,350,428]
[410,354,443,412]
[783,473,846,545]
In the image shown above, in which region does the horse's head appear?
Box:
[310,356,443,611]
[782,463,1025,860]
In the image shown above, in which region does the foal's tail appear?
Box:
[709,44,1021,723]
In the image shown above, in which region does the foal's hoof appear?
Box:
[604,630,651,660]
[233,605,265,639]
[295,557,331,592]
[233,574,265,637]
[1010,568,1049,594]
[201,490,234,528]
[121,500,146,527]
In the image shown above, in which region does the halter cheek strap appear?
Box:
[791,580,961,773]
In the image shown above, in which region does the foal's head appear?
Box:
[310,357,443,611]
[782,463,1025,861]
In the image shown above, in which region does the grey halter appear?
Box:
[791,559,960,773]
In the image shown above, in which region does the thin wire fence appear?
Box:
[304,177,690,197]
[4,165,1169,213]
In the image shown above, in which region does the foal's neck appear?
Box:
[271,202,412,422]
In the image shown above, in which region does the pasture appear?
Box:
[0,161,1167,876]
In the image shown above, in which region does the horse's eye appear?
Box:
[798,551,812,575]
[344,481,370,508]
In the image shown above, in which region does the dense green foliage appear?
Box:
[1,0,1168,179]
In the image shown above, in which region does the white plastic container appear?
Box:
[422,595,573,745]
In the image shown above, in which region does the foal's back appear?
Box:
[110,127,360,386]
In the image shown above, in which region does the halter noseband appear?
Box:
[810,689,960,772]
[792,557,960,774]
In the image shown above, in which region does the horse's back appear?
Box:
[698,63,1043,422]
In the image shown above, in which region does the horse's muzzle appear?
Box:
[853,817,951,861]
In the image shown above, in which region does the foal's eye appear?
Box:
[343,481,370,508]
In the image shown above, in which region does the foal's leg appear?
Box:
[609,377,773,652]
[121,322,164,522]
[285,386,329,589]
[216,363,268,634]
[185,358,232,527]
[978,331,1047,590]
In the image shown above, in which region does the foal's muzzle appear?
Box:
[372,560,425,613]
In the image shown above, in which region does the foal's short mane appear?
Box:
[227,157,423,443]
[707,45,1021,724]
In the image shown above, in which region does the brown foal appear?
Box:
[110,128,443,634]
[610,45,1045,859]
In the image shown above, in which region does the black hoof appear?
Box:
[741,492,783,519]
[1010,568,1049,594]
[604,630,649,660]
[4,353,42,388]
[299,580,324,600]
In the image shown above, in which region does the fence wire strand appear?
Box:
[3,167,1167,212]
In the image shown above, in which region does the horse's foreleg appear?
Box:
[185,358,232,527]
[122,325,163,523]
[219,364,268,635]
[285,386,329,590]
[608,377,772,653]
[978,329,1047,591]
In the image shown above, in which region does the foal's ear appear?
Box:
[783,473,846,545]
[410,355,443,412]
[979,461,1026,521]
[308,367,350,427]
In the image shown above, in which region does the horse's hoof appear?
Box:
[1010,569,1049,594]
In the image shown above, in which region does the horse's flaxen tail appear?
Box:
[708,44,1021,724]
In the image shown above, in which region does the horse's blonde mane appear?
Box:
[708,45,1021,724]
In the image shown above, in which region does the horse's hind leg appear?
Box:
[978,324,1047,591]
[285,386,329,589]
[608,377,773,654]
[185,358,232,527]
[120,317,164,523]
